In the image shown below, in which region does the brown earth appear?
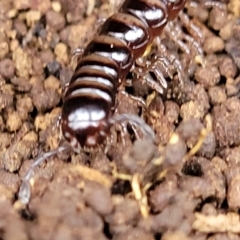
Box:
[0,0,240,239]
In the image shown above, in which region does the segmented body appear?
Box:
[61,0,187,150]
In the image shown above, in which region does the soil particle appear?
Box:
[208,233,240,240]
[83,180,113,216]
[0,133,11,149]
[61,16,97,50]
[226,37,240,69]
[213,98,240,147]
[54,42,69,65]
[34,108,61,132]
[12,47,32,79]
[0,170,20,200]
[180,85,209,120]
[194,65,220,88]
[211,156,227,173]
[218,54,238,79]
[14,0,51,13]
[232,20,240,41]
[176,118,203,147]
[225,76,240,97]
[149,174,178,213]
[219,18,235,40]
[225,21,240,69]
[16,96,34,121]
[58,0,88,23]
[0,58,15,79]
[220,147,240,209]
[200,157,226,203]
[6,111,22,132]
[13,19,28,38]
[152,191,197,234]
[201,203,217,216]
[122,139,159,176]
[46,10,66,31]
[186,3,209,23]
[163,133,187,166]
[10,77,32,92]
[30,76,61,112]
[113,228,154,240]
[116,91,140,116]
[45,60,61,77]
[203,36,225,54]
[165,100,180,124]
[221,147,240,168]
[105,196,140,234]
[0,90,14,111]
[197,131,216,159]
[208,6,228,31]
[0,36,9,60]
[226,168,240,209]
[91,151,113,175]
[38,49,55,66]
[208,86,227,105]
[3,131,38,172]
[32,57,44,76]
[162,231,192,240]
[0,201,28,240]
[28,181,105,240]
[180,156,226,206]
[147,96,174,144]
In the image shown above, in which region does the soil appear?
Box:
[0,0,240,239]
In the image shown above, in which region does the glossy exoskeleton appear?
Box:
[61,0,187,150]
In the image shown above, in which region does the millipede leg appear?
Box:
[133,59,168,94]
[143,71,167,94]
[165,21,204,60]
[152,54,186,86]
[189,0,227,10]
[177,12,205,61]
[110,114,155,141]
[165,23,192,54]
[134,46,187,94]
[119,90,146,107]
[178,11,204,42]
[72,47,84,60]
[155,37,189,85]
[18,145,70,204]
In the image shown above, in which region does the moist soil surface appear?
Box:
[0,0,240,239]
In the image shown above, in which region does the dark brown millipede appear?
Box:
[61,0,187,150]
[18,0,187,204]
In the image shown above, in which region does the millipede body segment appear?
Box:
[61,0,187,150]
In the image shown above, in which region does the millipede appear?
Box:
[18,0,187,203]
[61,0,187,150]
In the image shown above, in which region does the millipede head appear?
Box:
[61,100,111,151]
[61,117,110,151]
